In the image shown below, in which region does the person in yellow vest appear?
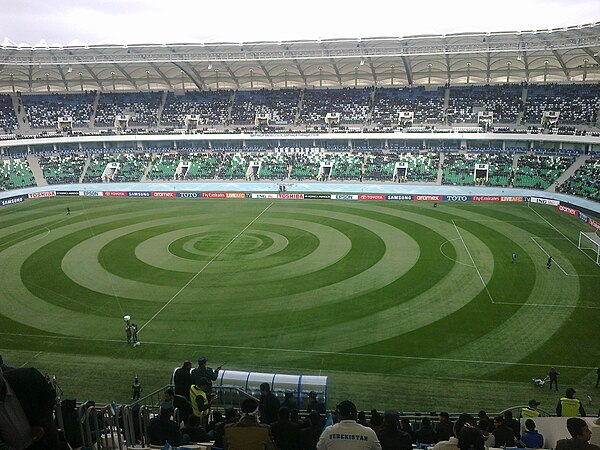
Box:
[521,399,541,418]
[190,377,216,426]
[556,387,586,417]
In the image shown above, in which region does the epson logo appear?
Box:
[335,195,355,200]
[83,191,100,196]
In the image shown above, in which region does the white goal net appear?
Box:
[578,231,600,264]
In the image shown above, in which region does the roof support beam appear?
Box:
[174,63,206,90]
[149,62,173,90]
[368,58,377,86]
[552,50,570,79]
[256,60,274,88]
[56,65,69,91]
[82,64,104,91]
[522,52,530,81]
[401,56,413,85]
[113,63,139,90]
[293,60,307,87]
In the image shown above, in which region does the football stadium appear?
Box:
[1,7,600,449]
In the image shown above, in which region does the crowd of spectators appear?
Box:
[442,153,514,187]
[523,84,600,125]
[161,90,232,127]
[38,153,88,184]
[513,154,575,190]
[95,92,162,127]
[372,86,445,126]
[0,94,19,132]
[22,92,95,128]
[446,85,522,124]
[300,88,372,125]
[0,157,36,190]
[230,89,300,126]
[556,158,600,201]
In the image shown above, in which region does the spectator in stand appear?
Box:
[190,377,216,426]
[208,410,223,434]
[456,414,484,450]
[174,360,193,397]
[437,412,454,442]
[271,406,302,450]
[182,414,212,443]
[370,410,384,434]
[478,419,495,449]
[358,411,369,427]
[417,417,438,445]
[0,355,13,372]
[477,411,494,432]
[282,391,298,411]
[214,407,239,449]
[555,418,599,450]
[317,400,382,449]
[492,416,516,447]
[519,419,544,449]
[224,398,277,450]
[300,411,323,450]
[259,382,281,425]
[0,366,60,450]
[432,420,459,450]
[400,418,416,443]
[521,400,541,419]
[557,387,586,417]
[504,410,521,442]
[377,409,413,450]
[191,356,221,394]
[147,402,182,447]
[307,391,326,414]
[164,387,192,426]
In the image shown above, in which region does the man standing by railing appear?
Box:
[191,357,222,394]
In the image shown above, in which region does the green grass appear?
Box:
[0,197,599,414]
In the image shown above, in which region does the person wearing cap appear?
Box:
[147,401,183,447]
[555,417,600,450]
[317,400,382,449]
[191,356,222,394]
[521,400,541,418]
[190,377,216,425]
[557,387,586,417]
[378,409,412,450]
[307,391,326,414]
[519,419,544,449]
[281,391,298,411]
[0,366,61,450]
[224,398,277,450]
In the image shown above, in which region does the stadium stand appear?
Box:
[523,84,600,125]
[0,157,36,190]
[363,151,440,182]
[160,90,232,127]
[0,94,19,132]
[217,152,251,179]
[146,151,182,180]
[82,151,151,183]
[556,157,600,200]
[230,89,300,126]
[95,92,162,127]
[446,84,522,124]
[442,152,513,186]
[22,92,95,128]
[38,153,88,184]
[513,154,575,190]
[372,86,445,126]
[257,152,291,180]
[300,88,372,125]
[329,152,364,181]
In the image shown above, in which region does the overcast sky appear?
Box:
[3,0,599,46]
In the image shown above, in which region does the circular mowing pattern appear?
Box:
[177,232,272,258]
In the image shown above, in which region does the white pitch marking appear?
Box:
[529,237,570,276]
[439,238,474,267]
[0,331,597,370]
[139,202,274,333]
[493,301,600,310]
[452,220,495,304]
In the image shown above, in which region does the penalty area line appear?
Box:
[138,202,274,333]
[0,331,596,371]
[529,237,570,276]
[452,220,495,304]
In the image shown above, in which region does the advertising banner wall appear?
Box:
[80,191,103,197]
[386,195,413,201]
[128,191,151,197]
[103,191,128,197]
[0,196,25,206]
[28,191,56,199]
[471,196,501,202]
[226,193,246,199]
[414,195,442,201]
[558,205,579,216]
[202,192,226,199]
[177,192,200,198]
[333,194,359,200]
[501,196,523,202]
[530,197,560,206]
[358,194,386,201]
[56,191,80,196]
[251,193,278,199]
[589,219,600,231]
[279,193,305,199]
[151,192,176,198]
[443,195,469,202]
[304,193,332,200]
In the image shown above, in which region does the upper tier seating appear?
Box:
[0,158,36,190]
[38,154,87,185]
[447,85,522,124]
[556,158,600,200]
[230,89,300,126]
[300,88,371,125]
[23,93,95,128]
[372,87,445,126]
[0,94,19,132]
[513,154,575,189]
[160,91,232,127]
[95,92,162,127]
[524,84,600,125]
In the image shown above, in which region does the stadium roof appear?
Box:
[1,23,599,92]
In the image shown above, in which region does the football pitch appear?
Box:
[0,196,599,413]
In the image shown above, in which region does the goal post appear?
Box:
[578,231,600,264]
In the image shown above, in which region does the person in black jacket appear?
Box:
[259,382,281,425]
[147,402,182,447]
[0,366,60,450]
[173,360,193,398]
[378,410,413,450]
[270,407,301,450]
